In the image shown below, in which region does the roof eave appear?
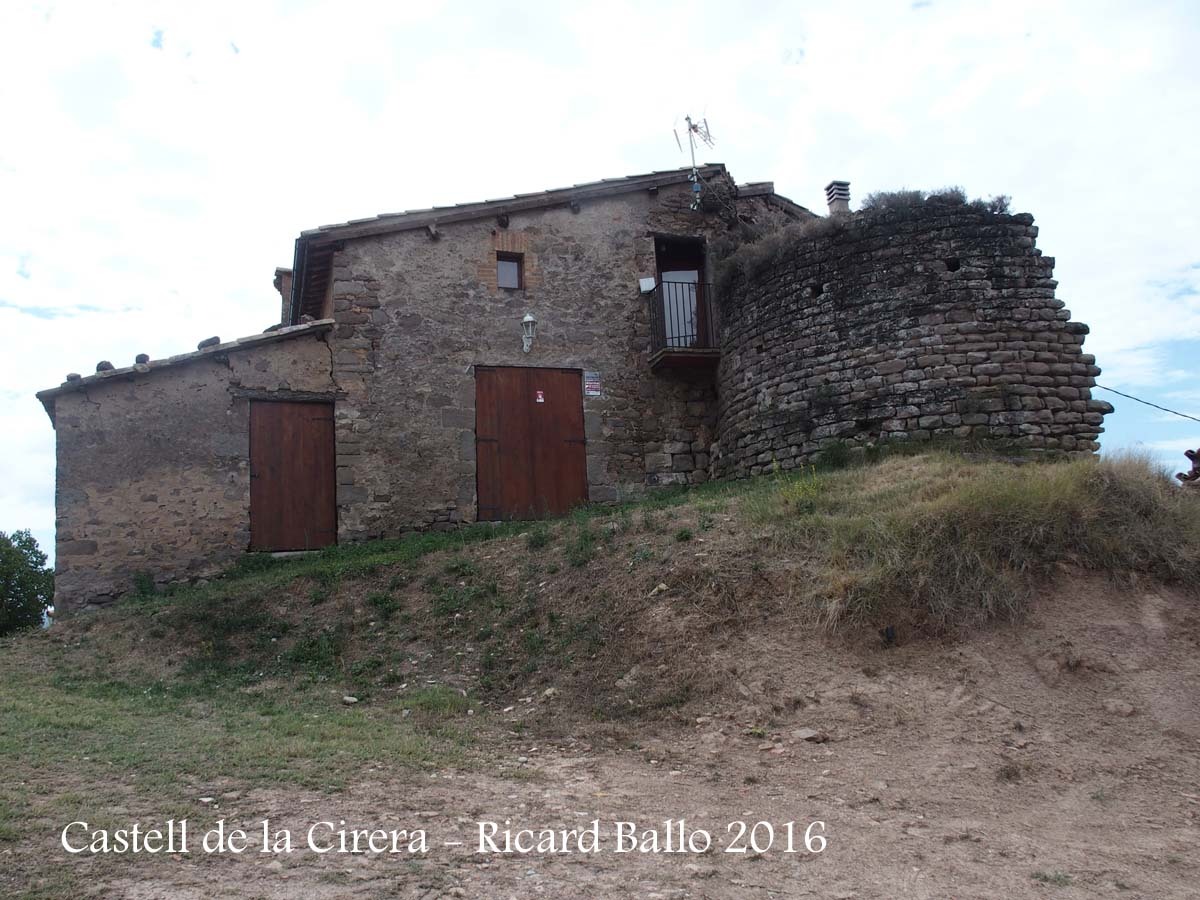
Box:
[36,319,336,426]
[301,164,729,247]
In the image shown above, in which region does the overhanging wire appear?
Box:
[1095,384,1200,425]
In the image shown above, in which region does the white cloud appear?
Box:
[1146,436,1200,455]
[2,0,1199,560]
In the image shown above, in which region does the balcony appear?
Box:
[648,281,720,371]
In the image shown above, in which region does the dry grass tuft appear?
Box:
[742,451,1200,633]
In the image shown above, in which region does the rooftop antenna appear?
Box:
[673,115,715,209]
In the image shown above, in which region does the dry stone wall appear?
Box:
[714,200,1111,477]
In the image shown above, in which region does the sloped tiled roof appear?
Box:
[299,164,731,243]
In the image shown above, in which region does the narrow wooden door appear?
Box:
[476,367,588,520]
[249,400,337,550]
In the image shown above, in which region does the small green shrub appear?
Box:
[366,591,400,621]
[283,624,349,674]
[522,630,547,657]
[674,528,694,543]
[132,570,157,598]
[816,440,852,470]
[564,524,598,568]
[443,557,478,578]
[779,468,822,512]
[861,188,932,210]
[525,526,550,551]
[860,186,1009,215]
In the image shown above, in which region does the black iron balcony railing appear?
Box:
[649,281,717,356]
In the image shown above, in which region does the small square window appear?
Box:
[497,252,523,290]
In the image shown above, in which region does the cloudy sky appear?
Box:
[2,0,1198,560]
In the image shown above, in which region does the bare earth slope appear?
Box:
[3,454,1198,898]
[4,577,1196,899]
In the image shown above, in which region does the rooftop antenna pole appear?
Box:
[677,114,715,209]
[685,115,699,172]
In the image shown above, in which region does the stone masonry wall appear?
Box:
[715,200,1112,477]
[50,332,335,611]
[325,180,759,539]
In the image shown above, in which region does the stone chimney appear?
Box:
[825,180,851,216]
[273,267,293,326]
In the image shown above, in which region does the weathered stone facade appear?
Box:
[321,178,769,538]
[714,200,1110,476]
[43,326,336,609]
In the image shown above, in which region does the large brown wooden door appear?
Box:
[249,400,337,551]
[475,367,588,521]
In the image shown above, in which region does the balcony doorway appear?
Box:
[655,238,707,349]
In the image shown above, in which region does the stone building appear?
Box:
[36,166,1110,612]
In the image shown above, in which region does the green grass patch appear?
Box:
[443,556,479,578]
[367,590,401,620]
[406,685,471,717]
[0,666,468,794]
[282,622,351,674]
[564,521,598,568]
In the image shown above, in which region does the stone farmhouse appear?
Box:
[36,164,1110,612]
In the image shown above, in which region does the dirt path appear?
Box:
[23,578,1197,899]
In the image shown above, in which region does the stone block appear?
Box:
[672,453,696,471]
[59,540,99,556]
[440,408,475,429]
[644,452,672,471]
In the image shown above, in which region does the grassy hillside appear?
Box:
[16,450,1200,715]
[3,449,1199,899]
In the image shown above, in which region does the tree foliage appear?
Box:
[1,530,53,636]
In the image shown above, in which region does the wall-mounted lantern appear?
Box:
[521,312,537,353]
